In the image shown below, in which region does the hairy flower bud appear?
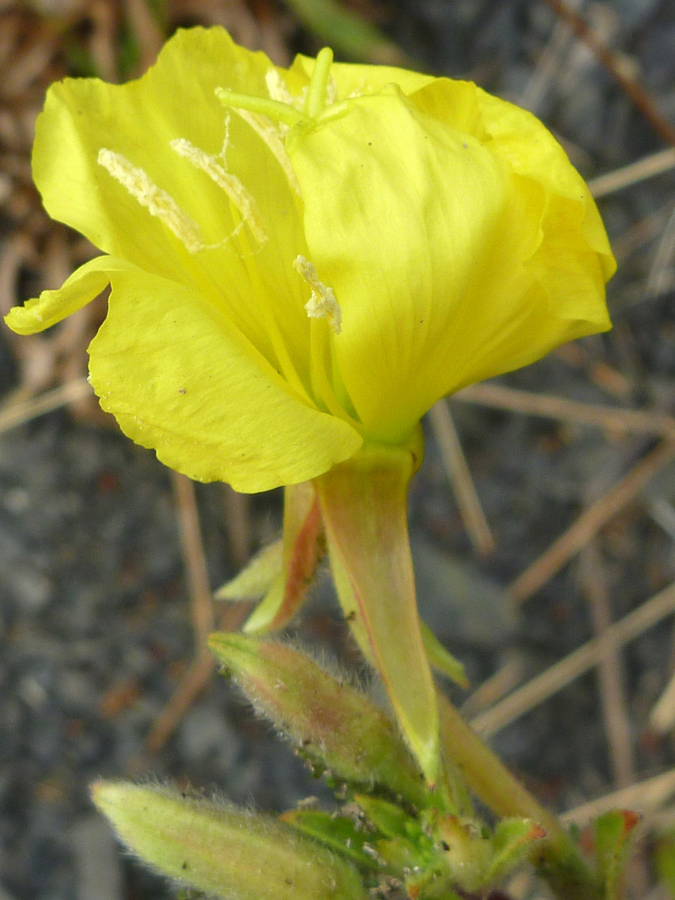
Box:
[92,781,367,900]
[209,632,428,808]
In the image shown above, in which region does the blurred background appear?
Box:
[2,0,675,897]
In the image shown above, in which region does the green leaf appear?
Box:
[354,795,417,841]
[281,809,379,870]
[280,0,412,65]
[594,809,641,900]
[485,817,547,883]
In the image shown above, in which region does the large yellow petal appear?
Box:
[289,84,611,442]
[4,256,133,334]
[289,87,513,441]
[86,266,361,491]
[32,27,314,382]
[411,78,616,277]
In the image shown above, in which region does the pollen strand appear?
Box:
[170,137,268,245]
[265,68,300,108]
[234,109,301,197]
[294,256,342,335]
[97,149,204,253]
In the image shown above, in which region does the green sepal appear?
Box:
[244,482,324,633]
[420,622,468,688]
[216,483,325,635]
[215,541,282,600]
[316,435,440,787]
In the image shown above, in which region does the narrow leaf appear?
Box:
[485,818,547,883]
[420,621,468,687]
[594,809,641,900]
[215,540,282,600]
[281,809,378,869]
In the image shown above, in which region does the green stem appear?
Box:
[437,693,603,900]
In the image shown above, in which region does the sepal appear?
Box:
[215,483,324,634]
[215,540,282,601]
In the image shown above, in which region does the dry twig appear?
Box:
[472,580,675,738]
[510,441,675,605]
[429,399,495,555]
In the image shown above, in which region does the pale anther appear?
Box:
[170,137,267,245]
[234,109,301,196]
[294,256,342,335]
[98,149,205,253]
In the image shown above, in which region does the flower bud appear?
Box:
[208,632,427,808]
[92,781,367,900]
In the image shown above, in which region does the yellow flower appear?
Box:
[6,26,613,491]
[5,27,615,785]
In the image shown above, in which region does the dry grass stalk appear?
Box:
[561,768,675,827]
[222,484,252,571]
[579,543,634,788]
[429,398,496,556]
[542,0,675,146]
[172,471,214,650]
[510,441,675,605]
[0,377,91,433]
[472,580,675,738]
[455,382,675,440]
[588,148,675,199]
[461,652,526,719]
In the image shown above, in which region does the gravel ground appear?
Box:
[3,1,675,898]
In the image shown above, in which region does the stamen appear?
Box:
[294,256,342,335]
[170,137,267,245]
[98,149,204,253]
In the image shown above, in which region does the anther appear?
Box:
[294,256,342,335]
[98,149,204,253]
[170,137,267,245]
